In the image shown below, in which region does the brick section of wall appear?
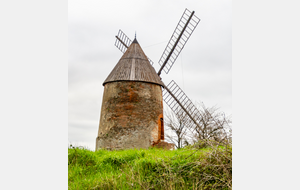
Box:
[96,81,163,150]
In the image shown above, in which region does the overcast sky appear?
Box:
[68,0,232,151]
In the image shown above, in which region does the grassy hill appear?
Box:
[68,142,232,190]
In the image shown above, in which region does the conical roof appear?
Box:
[103,39,163,86]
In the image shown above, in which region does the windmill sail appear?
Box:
[157,9,200,76]
[115,30,154,65]
[115,30,132,53]
[163,80,202,131]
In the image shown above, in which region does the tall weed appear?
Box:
[68,142,232,189]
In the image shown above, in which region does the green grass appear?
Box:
[68,144,232,190]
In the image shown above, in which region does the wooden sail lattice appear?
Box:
[115,30,132,53]
[115,30,154,65]
[163,80,202,130]
[157,9,200,75]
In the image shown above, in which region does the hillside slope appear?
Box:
[68,144,232,189]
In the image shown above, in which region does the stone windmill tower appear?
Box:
[96,37,165,150]
[96,9,201,150]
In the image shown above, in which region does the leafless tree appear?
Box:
[164,102,232,148]
[192,103,232,144]
[164,110,190,149]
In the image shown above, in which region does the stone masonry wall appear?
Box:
[96,81,163,150]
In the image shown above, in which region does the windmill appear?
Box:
[96,8,202,150]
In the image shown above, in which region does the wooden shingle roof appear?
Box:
[103,39,163,86]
